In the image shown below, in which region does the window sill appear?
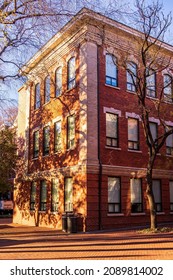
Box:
[128,149,142,153]
[130,212,146,216]
[107,213,124,217]
[105,146,121,151]
[38,211,46,213]
[156,212,165,215]
[170,212,173,214]
[105,84,120,90]
[126,90,136,94]
[32,157,39,160]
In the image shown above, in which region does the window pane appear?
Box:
[108,177,120,203]
[146,69,156,97]
[130,179,142,203]
[33,130,39,158]
[55,67,62,97]
[64,178,73,212]
[106,54,117,87]
[68,57,76,90]
[54,121,61,152]
[43,126,50,155]
[126,62,137,92]
[35,83,40,109]
[30,182,36,210]
[51,178,59,212]
[149,122,157,142]
[40,181,47,211]
[45,76,50,103]
[169,181,173,203]
[152,180,161,204]
[164,74,172,96]
[67,115,75,149]
[128,118,138,141]
[106,113,118,138]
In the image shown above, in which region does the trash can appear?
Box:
[62,213,67,232]
[67,213,77,233]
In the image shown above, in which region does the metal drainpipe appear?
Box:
[97,45,102,231]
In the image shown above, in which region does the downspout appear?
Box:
[97,45,102,230]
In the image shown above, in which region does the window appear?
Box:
[108,177,121,213]
[169,181,173,211]
[106,113,118,147]
[64,178,73,212]
[43,126,50,156]
[55,67,62,97]
[54,120,61,152]
[30,182,36,211]
[40,180,47,211]
[105,53,118,87]
[166,127,173,155]
[67,57,76,90]
[164,74,172,101]
[126,62,137,92]
[34,83,40,109]
[33,130,39,158]
[152,180,162,212]
[44,75,50,103]
[149,122,158,145]
[51,178,59,212]
[130,179,142,213]
[146,69,156,97]
[67,115,75,149]
[128,118,139,150]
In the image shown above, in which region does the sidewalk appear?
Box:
[0,219,173,260]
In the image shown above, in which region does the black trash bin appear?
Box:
[62,213,67,232]
[67,213,77,233]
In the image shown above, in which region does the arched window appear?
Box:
[34,83,40,109]
[55,67,62,97]
[44,75,50,103]
[126,62,137,92]
[67,57,76,90]
[105,54,118,87]
[164,74,172,100]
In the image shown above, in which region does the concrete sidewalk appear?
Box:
[0,219,173,260]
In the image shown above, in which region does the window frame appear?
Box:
[67,57,76,90]
[67,115,75,150]
[108,177,121,213]
[163,74,173,102]
[130,178,143,213]
[128,118,139,150]
[169,181,173,212]
[51,178,59,212]
[30,182,37,211]
[166,127,173,155]
[105,53,118,87]
[64,177,73,212]
[152,179,162,212]
[126,62,137,92]
[106,112,118,148]
[54,120,61,152]
[55,66,62,97]
[44,75,51,103]
[33,130,39,158]
[40,180,47,212]
[43,126,50,156]
[34,83,40,109]
[146,69,156,98]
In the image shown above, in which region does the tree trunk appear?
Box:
[146,170,157,230]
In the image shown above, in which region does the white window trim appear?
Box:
[126,112,141,120]
[103,107,121,117]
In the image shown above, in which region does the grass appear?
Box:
[138,227,173,234]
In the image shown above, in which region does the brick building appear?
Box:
[13,8,173,231]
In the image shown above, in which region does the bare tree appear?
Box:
[124,0,173,229]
